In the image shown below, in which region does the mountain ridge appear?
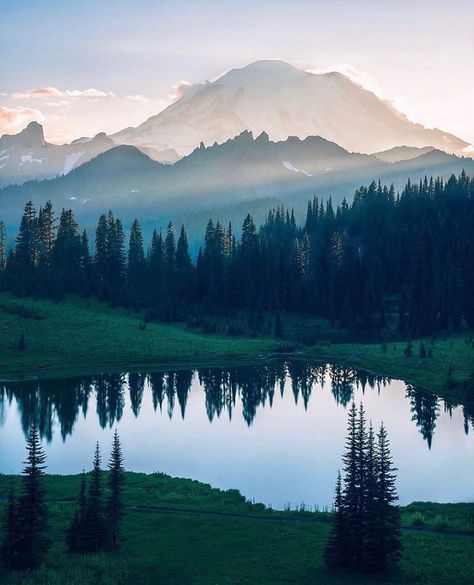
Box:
[2,131,472,245]
[0,122,180,188]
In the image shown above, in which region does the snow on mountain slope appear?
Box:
[0,123,115,187]
[63,151,85,174]
[0,123,180,187]
[111,60,469,157]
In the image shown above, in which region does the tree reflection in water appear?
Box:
[1,361,472,445]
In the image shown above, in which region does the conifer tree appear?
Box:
[363,422,379,571]
[341,401,358,568]
[325,405,401,573]
[37,200,55,265]
[324,471,347,568]
[373,423,402,571]
[79,230,92,295]
[52,208,82,292]
[94,213,109,292]
[107,214,126,301]
[163,222,176,313]
[107,430,125,549]
[147,228,165,307]
[164,222,176,292]
[16,201,38,269]
[175,225,194,302]
[15,423,50,569]
[83,443,107,552]
[127,219,146,304]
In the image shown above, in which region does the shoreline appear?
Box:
[0,292,472,405]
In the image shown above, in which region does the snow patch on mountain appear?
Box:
[282,160,313,176]
[63,151,85,174]
[20,153,44,164]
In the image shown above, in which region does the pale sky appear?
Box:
[1,0,473,145]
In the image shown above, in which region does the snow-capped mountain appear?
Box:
[0,122,180,188]
[111,60,469,156]
[0,122,116,187]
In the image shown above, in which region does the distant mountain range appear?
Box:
[0,122,114,188]
[2,130,472,244]
[373,145,436,163]
[0,122,179,188]
[1,59,472,245]
[111,60,470,157]
[1,60,471,191]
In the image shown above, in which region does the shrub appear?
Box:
[411,512,425,527]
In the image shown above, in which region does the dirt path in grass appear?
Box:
[130,504,474,539]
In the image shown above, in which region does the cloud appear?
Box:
[11,87,115,100]
[125,94,151,103]
[305,63,413,122]
[42,100,71,109]
[306,64,384,98]
[0,105,45,134]
[168,80,192,102]
[462,144,474,158]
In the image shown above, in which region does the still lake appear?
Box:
[1,361,473,509]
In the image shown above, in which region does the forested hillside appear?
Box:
[1,172,473,338]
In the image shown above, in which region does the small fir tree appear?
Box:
[82,443,107,552]
[15,423,50,569]
[107,430,125,549]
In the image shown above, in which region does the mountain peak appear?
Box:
[18,121,45,147]
[218,59,302,85]
[111,60,469,157]
[236,59,298,73]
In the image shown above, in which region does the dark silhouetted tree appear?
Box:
[107,430,125,549]
[82,443,107,552]
[325,404,401,573]
[14,423,50,569]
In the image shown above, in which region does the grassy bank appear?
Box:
[0,472,472,585]
[0,293,277,379]
[0,292,473,405]
[308,336,474,403]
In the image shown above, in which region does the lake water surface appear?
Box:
[1,361,473,509]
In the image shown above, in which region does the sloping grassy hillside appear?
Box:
[0,293,277,379]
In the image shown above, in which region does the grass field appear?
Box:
[0,472,472,585]
[308,336,474,403]
[0,292,473,405]
[0,293,277,379]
